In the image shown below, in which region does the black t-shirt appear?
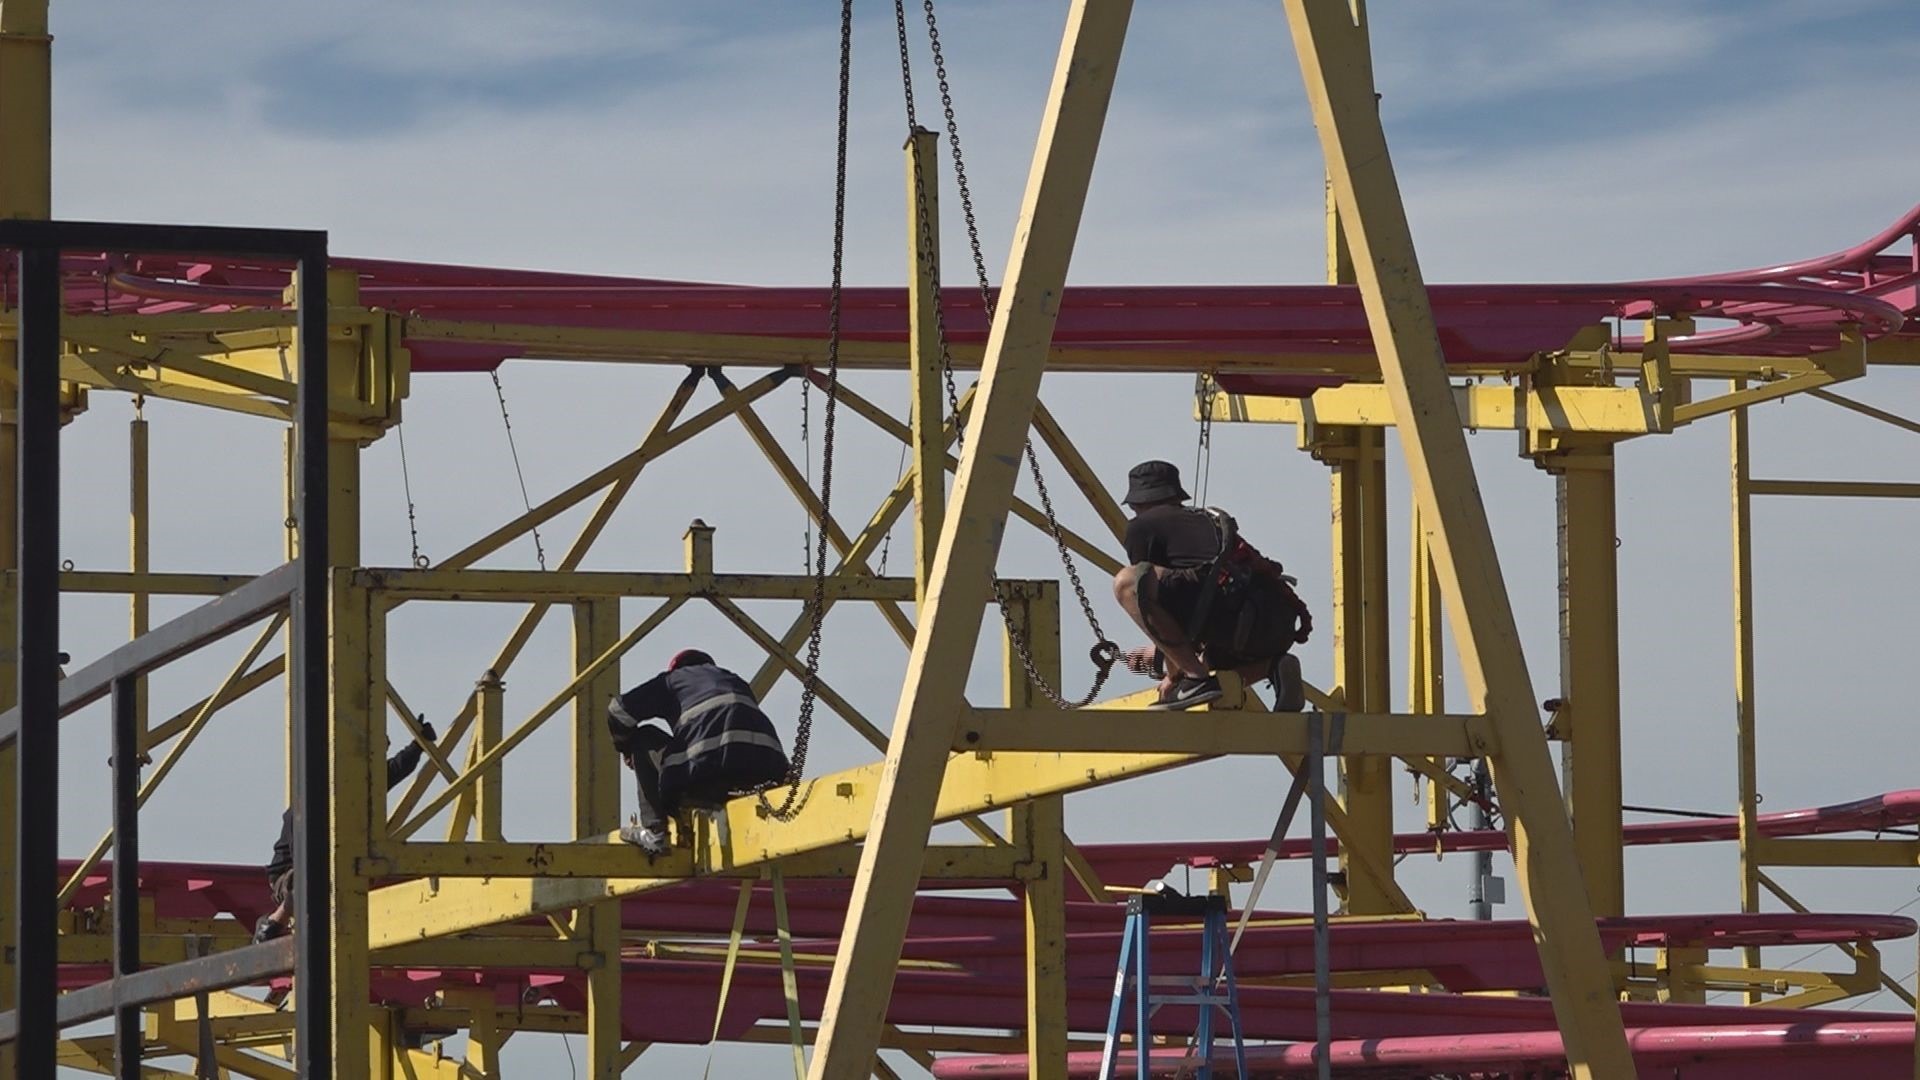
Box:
[1124,504,1223,570]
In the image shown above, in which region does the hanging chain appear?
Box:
[758,0,855,822]
[800,366,814,573]
[395,420,430,568]
[1193,372,1216,507]
[896,0,1119,709]
[488,369,548,570]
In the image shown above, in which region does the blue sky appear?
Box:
[41,2,1920,1075]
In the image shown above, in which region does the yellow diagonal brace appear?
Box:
[1285,3,1631,1073]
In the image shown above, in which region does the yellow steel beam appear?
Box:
[1808,387,1920,436]
[957,708,1478,757]
[1284,3,1632,1073]
[130,409,150,745]
[907,126,947,605]
[329,576,376,1069]
[143,656,282,749]
[1212,381,1659,434]
[1329,426,1395,913]
[1749,479,1920,499]
[1005,585,1067,1080]
[1731,390,1761,1000]
[57,570,254,597]
[371,839,1023,881]
[1554,447,1623,917]
[395,313,1379,379]
[574,600,624,1079]
[359,566,917,604]
[1672,368,1840,425]
[1753,838,1920,868]
[805,5,1133,1071]
[366,746,1193,950]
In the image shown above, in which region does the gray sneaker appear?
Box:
[1150,675,1224,711]
[619,825,670,855]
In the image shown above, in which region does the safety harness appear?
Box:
[1182,507,1315,659]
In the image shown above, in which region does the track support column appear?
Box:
[906,125,945,608]
[1284,4,1633,1074]
[807,4,1133,1075]
[1007,583,1067,1079]
[575,599,625,1078]
[1325,425,1393,912]
[1730,390,1762,999]
[1551,446,1623,918]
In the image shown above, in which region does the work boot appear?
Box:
[1269,652,1305,712]
[619,824,671,856]
[1150,675,1223,711]
[252,915,288,944]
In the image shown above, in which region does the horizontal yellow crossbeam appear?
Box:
[1749,479,1920,499]
[1753,837,1920,868]
[1207,383,1660,434]
[370,840,1023,880]
[955,708,1482,757]
[354,566,921,603]
[366,748,1195,948]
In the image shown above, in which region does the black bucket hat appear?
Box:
[1124,460,1190,506]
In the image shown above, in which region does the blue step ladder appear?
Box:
[1098,890,1249,1080]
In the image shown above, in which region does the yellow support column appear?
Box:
[1553,447,1623,918]
[0,5,51,1062]
[906,125,945,607]
[130,404,151,741]
[287,267,373,1069]
[449,988,501,1080]
[1006,583,1067,1080]
[328,576,376,1072]
[807,4,1134,1075]
[575,599,625,1078]
[1409,504,1449,831]
[1283,4,1633,1074]
[1328,425,1394,913]
[1730,391,1761,999]
[475,670,505,842]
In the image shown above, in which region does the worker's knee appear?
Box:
[1113,563,1153,613]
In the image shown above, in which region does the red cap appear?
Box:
[668,649,714,671]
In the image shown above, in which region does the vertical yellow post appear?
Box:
[129,405,150,740]
[0,6,51,1061]
[1730,390,1761,998]
[808,4,1134,1075]
[1555,448,1624,918]
[1006,583,1067,1080]
[1410,504,1449,830]
[575,599,626,1078]
[1284,4,1633,1074]
[475,670,505,842]
[286,267,372,1069]
[906,126,946,608]
[328,577,375,1071]
[450,988,501,1080]
[1329,427,1392,913]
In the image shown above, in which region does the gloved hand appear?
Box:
[417,718,438,744]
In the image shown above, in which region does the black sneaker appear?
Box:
[252,915,288,944]
[1150,675,1224,711]
[1269,653,1305,712]
[619,825,670,855]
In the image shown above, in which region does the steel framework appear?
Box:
[4,1,1919,1078]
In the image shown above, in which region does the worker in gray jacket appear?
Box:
[607,650,791,854]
